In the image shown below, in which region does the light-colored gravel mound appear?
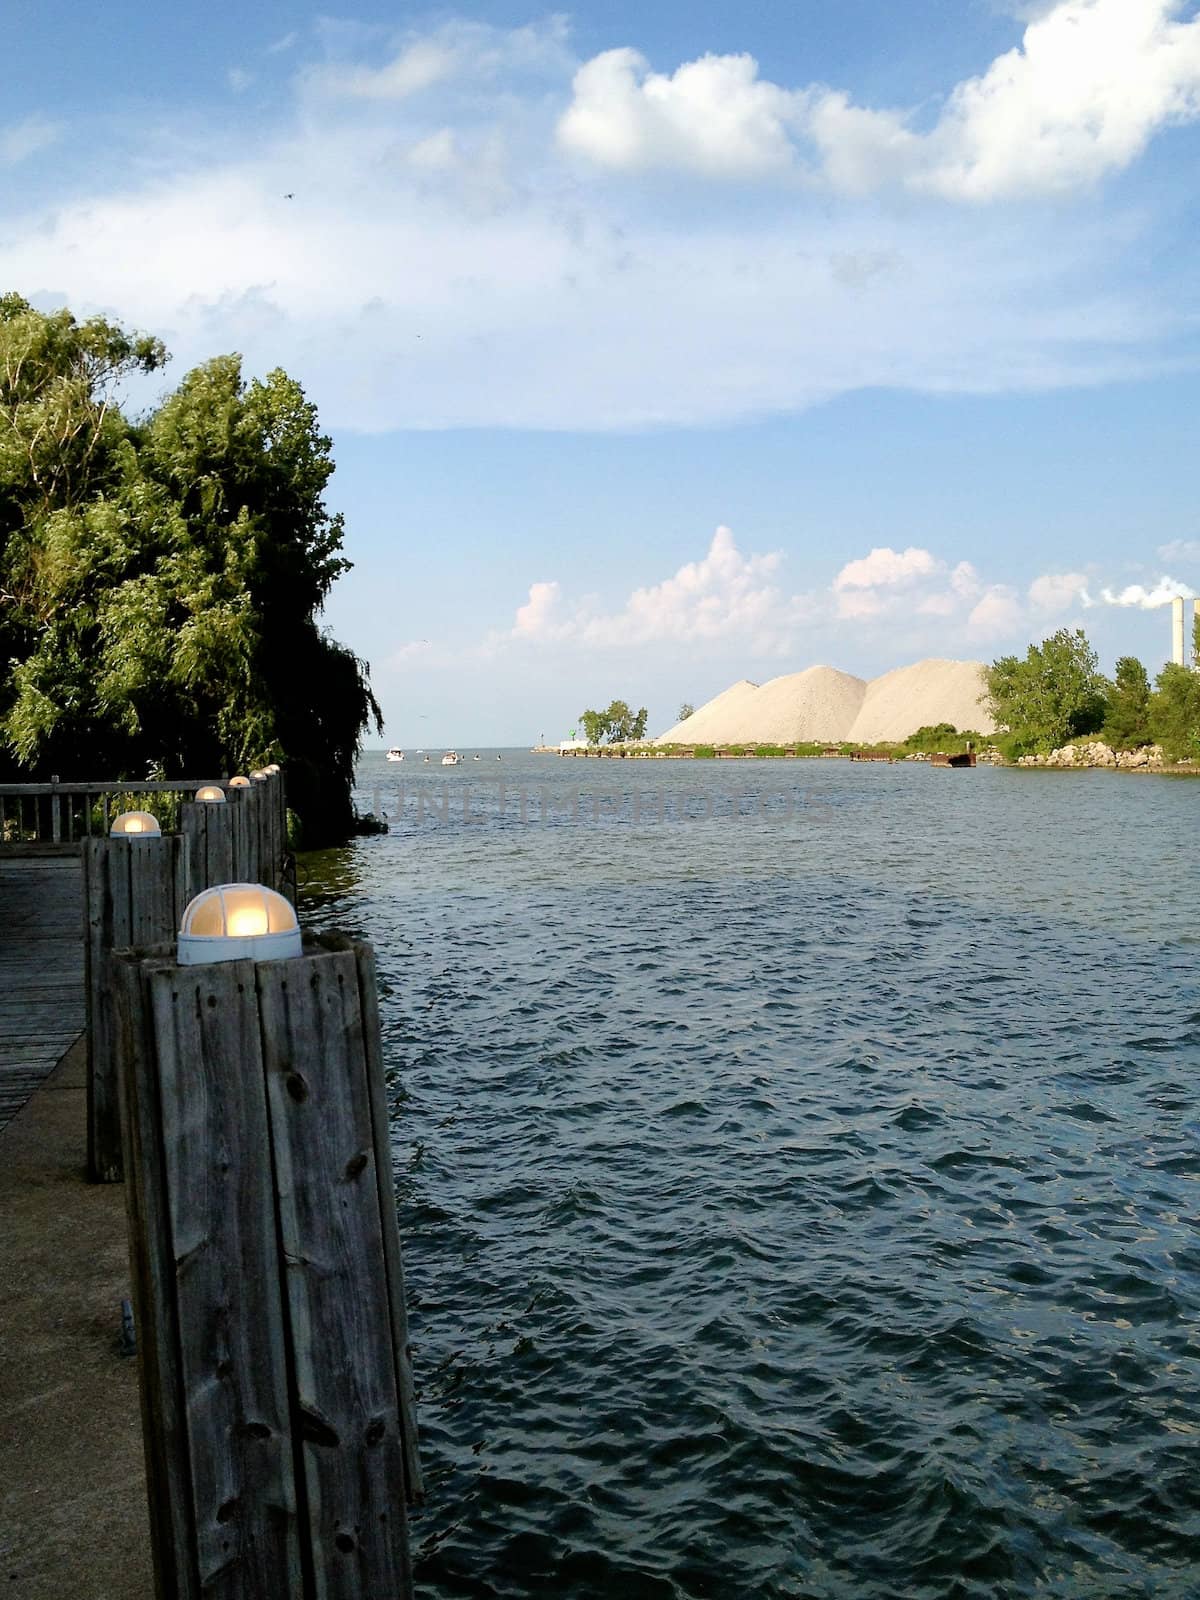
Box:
[743,667,868,743]
[656,679,761,743]
[847,659,994,743]
[657,657,994,744]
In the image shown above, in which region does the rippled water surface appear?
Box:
[301,753,1200,1599]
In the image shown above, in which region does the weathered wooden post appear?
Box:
[115,914,420,1600]
[82,832,188,1182]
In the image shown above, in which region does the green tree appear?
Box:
[578,698,649,743]
[985,628,1109,751]
[677,701,695,723]
[0,295,378,844]
[1101,656,1152,750]
[1150,662,1200,761]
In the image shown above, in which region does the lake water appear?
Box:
[300,751,1200,1599]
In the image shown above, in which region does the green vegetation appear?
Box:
[580,699,649,744]
[676,701,695,723]
[986,616,1200,765]
[985,629,1108,755]
[0,294,379,844]
[1150,662,1200,761]
[902,724,983,754]
[1101,657,1153,750]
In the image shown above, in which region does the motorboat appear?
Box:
[386,747,404,762]
[472,754,481,761]
[423,755,430,763]
[441,751,461,766]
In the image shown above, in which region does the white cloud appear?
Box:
[559,1,1200,199]
[1028,570,1088,612]
[501,530,1056,659]
[967,585,1024,637]
[1,14,1195,433]
[1158,538,1200,562]
[1084,574,1197,606]
[833,545,941,590]
[228,68,254,94]
[0,115,61,166]
[507,527,809,654]
[513,582,563,638]
[557,49,802,176]
[919,0,1200,200]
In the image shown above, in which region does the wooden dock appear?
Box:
[0,857,85,1130]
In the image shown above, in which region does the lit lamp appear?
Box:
[228,776,251,789]
[110,810,161,837]
[264,763,281,774]
[194,785,226,803]
[249,769,269,781]
[177,883,302,966]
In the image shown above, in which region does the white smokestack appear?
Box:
[1172,596,1186,665]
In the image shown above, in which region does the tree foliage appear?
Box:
[677,701,695,723]
[0,295,379,844]
[579,699,649,744]
[1101,656,1152,750]
[1150,663,1200,761]
[985,629,1109,752]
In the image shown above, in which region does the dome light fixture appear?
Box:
[194,785,226,803]
[228,775,251,789]
[110,810,161,838]
[177,883,302,966]
[264,763,281,774]
[249,769,269,781]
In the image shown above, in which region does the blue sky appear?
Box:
[6,0,1200,744]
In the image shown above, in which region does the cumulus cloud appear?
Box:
[560,1,1200,198]
[1028,570,1089,612]
[506,527,810,654]
[501,530,1068,660]
[834,546,942,590]
[557,49,802,176]
[967,585,1024,637]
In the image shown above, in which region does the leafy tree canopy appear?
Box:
[1150,662,1200,761]
[580,699,649,744]
[0,295,379,844]
[1101,656,1152,750]
[677,701,695,723]
[985,628,1108,752]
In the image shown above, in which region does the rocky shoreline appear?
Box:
[1015,741,1194,771]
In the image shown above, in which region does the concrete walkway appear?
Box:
[0,1039,151,1598]
[0,852,152,1597]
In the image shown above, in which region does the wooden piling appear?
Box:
[82,836,187,1183]
[115,934,418,1600]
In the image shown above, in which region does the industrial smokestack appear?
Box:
[1172,596,1186,666]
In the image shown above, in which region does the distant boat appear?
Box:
[472,754,481,761]
[441,751,461,766]
[423,755,430,763]
[386,747,404,762]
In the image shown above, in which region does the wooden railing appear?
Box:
[0,779,222,849]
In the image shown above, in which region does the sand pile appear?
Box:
[848,660,993,743]
[741,667,867,743]
[657,658,994,744]
[662,679,762,744]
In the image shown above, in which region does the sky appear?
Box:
[5,0,1200,744]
